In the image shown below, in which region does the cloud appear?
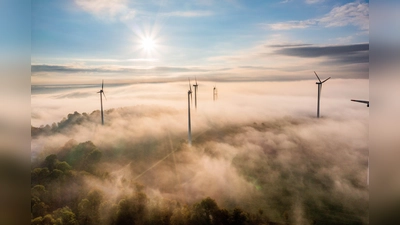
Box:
[268,20,315,30]
[163,10,214,17]
[267,2,369,31]
[273,43,369,64]
[274,43,368,57]
[319,2,369,30]
[74,0,135,21]
[268,44,313,48]
[305,0,324,4]
[31,64,211,74]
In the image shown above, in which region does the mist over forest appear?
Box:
[31,80,368,224]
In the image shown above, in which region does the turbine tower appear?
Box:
[97,80,107,125]
[213,85,218,101]
[314,71,330,118]
[193,77,199,109]
[188,78,192,145]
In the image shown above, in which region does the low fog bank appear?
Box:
[31,80,368,224]
[31,79,368,127]
[31,105,368,224]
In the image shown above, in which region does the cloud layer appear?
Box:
[31,87,369,223]
[268,2,369,31]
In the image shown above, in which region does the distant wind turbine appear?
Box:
[188,78,192,145]
[97,80,107,125]
[193,77,199,109]
[213,85,218,101]
[351,99,369,107]
[314,71,330,118]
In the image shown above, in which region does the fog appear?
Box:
[31,79,368,224]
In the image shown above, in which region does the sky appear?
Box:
[31,0,369,85]
[29,2,370,223]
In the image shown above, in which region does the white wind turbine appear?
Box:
[97,80,107,125]
[188,78,192,145]
[314,71,330,118]
[213,85,218,101]
[193,77,199,109]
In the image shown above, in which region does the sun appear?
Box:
[141,37,156,52]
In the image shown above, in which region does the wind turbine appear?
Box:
[193,77,199,109]
[188,78,192,145]
[351,99,369,107]
[314,71,330,118]
[213,85,218,101]
[97,80,107,125]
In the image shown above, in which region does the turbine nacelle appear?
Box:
[314,71,330,118]
[314,71,330,84]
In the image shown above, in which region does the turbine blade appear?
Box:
[102,80,104,90]
[103,91,107,100]
[351,99,369,104]
[322,77,331,83]
[314,71,321,82]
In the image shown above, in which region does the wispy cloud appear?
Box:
[273,43,369,64]
[268,20,315,30]
[305,0,324,4]
[163,10,214,17]
[274,43,368,57]
[267,2,369,31]
[268,44,312,48]
[31,64,216,74]
[74,0,135,21]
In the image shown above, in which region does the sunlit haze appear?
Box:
[31,1,369,224]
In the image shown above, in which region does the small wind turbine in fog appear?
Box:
[314,71,330,118]
[213,85,218,101]
[188,78,192,145]
[97,80,107,125]
[351,99,369,107]
[193,77,199,109]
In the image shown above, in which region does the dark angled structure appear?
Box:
[97,80,107,125]
[351,99,369,107]
[314,71,330,118]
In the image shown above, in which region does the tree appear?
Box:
[31,185,47,200]
[31,167,50,185]
[78,190,103,225]
[52,206,78,225]
[230,208,248,225]
[31,216,43,225]
[55,161,72,172]
[213,208,230,225]
[44,154,58,171]
[115,199,135,225]
[32,201,49,218]
[43,214,54,225]
[190,197,219,225]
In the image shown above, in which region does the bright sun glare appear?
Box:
[141,38,155,51]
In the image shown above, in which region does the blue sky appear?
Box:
[31,0,369,84]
